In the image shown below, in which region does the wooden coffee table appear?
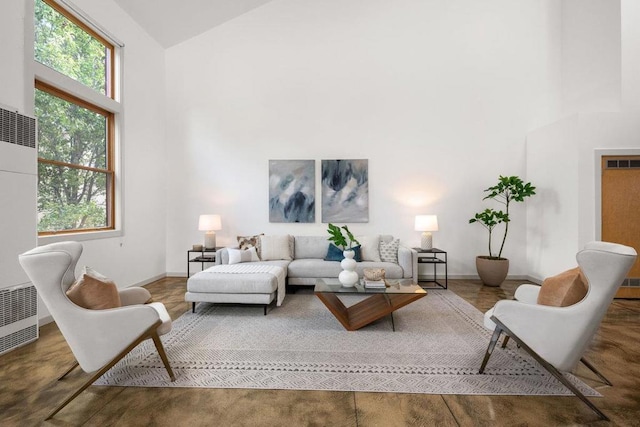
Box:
[314,278,427,331]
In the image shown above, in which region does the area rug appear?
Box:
[95,290,599,396]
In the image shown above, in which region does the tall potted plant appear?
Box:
[469,176,536,286]
[327,223,360,287]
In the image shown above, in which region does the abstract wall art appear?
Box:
[321,159,369,223]
[269,160,315,223]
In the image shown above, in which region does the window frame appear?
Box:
[33,0,122,238]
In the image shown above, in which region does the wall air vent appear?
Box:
[620,278,640,288]
[0,107,36,149]
[606,159,640,169]
[0,284,39,355]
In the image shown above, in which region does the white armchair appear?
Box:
[19,241,175,420]
[479,241,637,421]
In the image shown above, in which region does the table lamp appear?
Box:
[415,215,438,250]
[199,214,222,249]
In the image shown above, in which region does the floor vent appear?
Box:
[0,106,36,149]
[0,284,39,355]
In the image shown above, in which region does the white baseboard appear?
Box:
[38,314,54,326]
[166,272,187,278]
[448,274,533,282]
[130,273,167,287]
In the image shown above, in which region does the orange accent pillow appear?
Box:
[66,267,122,310]
[537,267,588,307]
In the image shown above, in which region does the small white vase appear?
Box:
[339,250,359,287]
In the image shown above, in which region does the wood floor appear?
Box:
[1,278,640,426]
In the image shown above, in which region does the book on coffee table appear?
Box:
[364,280,386,289]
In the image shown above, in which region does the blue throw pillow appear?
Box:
[324,244,362,262]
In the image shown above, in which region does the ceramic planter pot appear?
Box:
[476,256,509,287]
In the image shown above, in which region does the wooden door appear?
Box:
[601,156,640,298]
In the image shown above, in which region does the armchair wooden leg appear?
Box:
[486,316,610,421]
[45,321,173,421]
[151,331,176,381]
[501,335,510,348]
[580,357,612,386]
[479,325,503,374]
[57,361,80,381]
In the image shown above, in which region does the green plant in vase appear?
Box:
[327,223,360,287]
[327,223,360,250]
[469,175,536,286]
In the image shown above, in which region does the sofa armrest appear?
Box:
[398,246,418,282]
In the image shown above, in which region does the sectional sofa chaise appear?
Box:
[185,234,418,313]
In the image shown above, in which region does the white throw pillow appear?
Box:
[260,235,293,261]
[358,235,381,262]
[228,247,260,264]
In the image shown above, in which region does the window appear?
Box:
[34,0,118,234]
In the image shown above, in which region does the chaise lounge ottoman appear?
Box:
[185,264,286,314]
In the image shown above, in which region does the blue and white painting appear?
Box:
[269,160,315,223]
[321,159,369,223]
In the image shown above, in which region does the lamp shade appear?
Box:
[198,214,222,231]
[415,215,438,232]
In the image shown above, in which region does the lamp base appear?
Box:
[421,232,433,250]
[204,232,216,250]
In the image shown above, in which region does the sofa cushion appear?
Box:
[187,270,279,294]
[358,235,381,262]
[288,259,343,278]
[379,239,400,263]
[66,267,122,310]
[294,236,330,259]
[537,267,588,307]
[228,247,260,264]
[260,235,293,261]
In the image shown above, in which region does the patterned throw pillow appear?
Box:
[237,234,264,257]
[379,239,400,263]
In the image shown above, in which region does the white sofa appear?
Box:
[217,234,417,285]
[185,234,418,313]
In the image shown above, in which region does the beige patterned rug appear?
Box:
[95,290,599,396]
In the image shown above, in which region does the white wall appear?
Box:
[165,0,564,277]
[622,0,640,109]
[526,117,580,281]
[0,2,37,294]
[527,0,640,280]
[561,0,621,116]
[0,2,27,112]
[527,112,640,281]
[0,0,168,322]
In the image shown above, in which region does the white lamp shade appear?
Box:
[198,214,222,231]
[415,215,438,232]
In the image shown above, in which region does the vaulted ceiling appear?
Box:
[112,0,274,48]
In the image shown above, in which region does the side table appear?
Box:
[413,248,448,289]
[187,247,221,277]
